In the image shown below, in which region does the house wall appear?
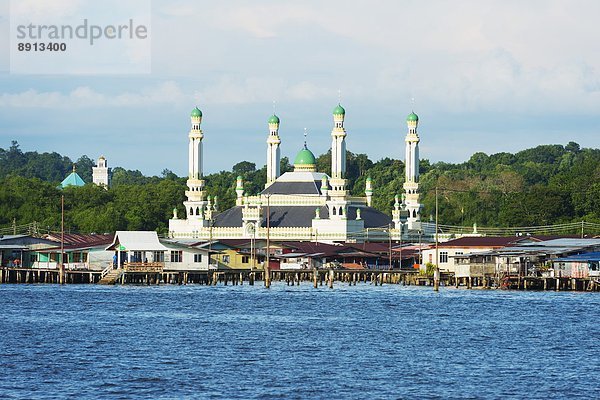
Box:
[164,247,209,271]
[88,249,113,270]
[212,249,255,269]
[553,261,590,278]
[421,247,493,273]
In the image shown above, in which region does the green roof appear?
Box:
[191,107,202,117]
[333,104,345,115]
[60,172,85,188]
[407,111,418,122]
[268,114,280,124]
[294,147,316,166]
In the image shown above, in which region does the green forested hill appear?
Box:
[1,140,598,234]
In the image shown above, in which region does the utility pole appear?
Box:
[265,194,271,289]
[434,187,440,291]
[388,223,392,270]
[60,195,65,285]
[399,226,402,270]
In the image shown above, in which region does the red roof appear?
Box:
[434,236,519,248]
[433,235,581,249]
[46,233,115,248]
[40,233,115,250]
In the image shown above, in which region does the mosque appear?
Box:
[168,104,425,243]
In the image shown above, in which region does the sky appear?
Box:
[0,0,599,176]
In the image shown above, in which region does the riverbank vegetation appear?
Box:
[1,140,598,234]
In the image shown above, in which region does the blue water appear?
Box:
[0,284,598,399]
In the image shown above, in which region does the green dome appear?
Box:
[366,177,372,182]
[294,147,316,166]
[237,175,243,180]
[268,114,280,124]
[407,111,418,122]
[191,107,202,117]
[333,104,345,115]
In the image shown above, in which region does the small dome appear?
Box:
[366,177,372,182]
[407,111,418,122]
[268,114,280,124]
[294,147,316,166]
[236,175,243,180]
[333,104,345,115]
[191,107,202,117]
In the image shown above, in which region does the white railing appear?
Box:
[101,264,113,279]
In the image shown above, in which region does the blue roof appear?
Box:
[555,252,600,262]
[60,172,86,188]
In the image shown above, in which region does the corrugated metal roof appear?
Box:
[0,235,28,241]
[437,236,520,248]
[106,231,169,251]
[520,238,600,248]
[554,252,600,262]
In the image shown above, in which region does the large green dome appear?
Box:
[407,111,418,122]
[333,104,345,115]
[268,114,280,124]
[191,107,202,117]
[294,147,316,166]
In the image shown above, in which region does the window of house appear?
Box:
[171,251,183,263]
[132,251,143,262]
[30,254,38,263]
[194,254,202,263]
[242,256,249,264]
[440,251,448,263]
[153,251,164,262]
[223,255,230,264]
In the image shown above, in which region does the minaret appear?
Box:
[331,104,347,179]
[326,104,349,220]
[365,177,373,207]
[92,155,110,188]
[328,104,348,198]
[236,176,244,206]
[403,111,422,229]
[183,107,208,224]
[266,114,281,188]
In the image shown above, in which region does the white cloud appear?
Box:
[10,0,83,19]
[0,81,187,108]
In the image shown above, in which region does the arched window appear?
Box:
[332,207,336,215]
[412,210,416,218]
[189,207,194,216]
[196,207,200,215]
[339,207,343,215]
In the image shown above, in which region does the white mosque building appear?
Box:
[168,105,424,242]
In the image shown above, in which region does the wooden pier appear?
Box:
[1,266,599,291]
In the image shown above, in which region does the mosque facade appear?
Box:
[168,105,424,243]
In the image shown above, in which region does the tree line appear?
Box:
[0,140,598,235]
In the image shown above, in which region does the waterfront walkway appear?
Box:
[1,266,599,291]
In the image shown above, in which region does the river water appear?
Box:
[0,284,598,399]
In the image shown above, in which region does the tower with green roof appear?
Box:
[266,114,282,188]
[183,106,209,225]
[404,110,422,230]
[236,175,245,206]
